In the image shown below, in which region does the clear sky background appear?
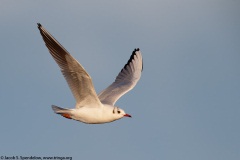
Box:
[0,0,239,160]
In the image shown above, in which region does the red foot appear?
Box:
[61,113,72,119]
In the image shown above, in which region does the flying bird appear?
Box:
[37,23,143,124]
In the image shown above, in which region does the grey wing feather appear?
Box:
[37,23,101,108]
[98,48,143,106]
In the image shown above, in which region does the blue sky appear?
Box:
[0,0,239,159]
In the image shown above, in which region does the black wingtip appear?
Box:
[121,48,142,72]
[134,48,140,52]
[133,48,143,72]
[132,48,140,56]
[37,23,42,28]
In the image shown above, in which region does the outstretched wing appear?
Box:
[37,23,101,108]
[98,48,143,106]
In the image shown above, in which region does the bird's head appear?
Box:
[112,106,132,119]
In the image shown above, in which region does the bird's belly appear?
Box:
[72,108,113,124]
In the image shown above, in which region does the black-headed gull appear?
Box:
[37,23,143,124]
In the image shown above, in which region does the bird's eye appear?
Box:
[117,110,121,114]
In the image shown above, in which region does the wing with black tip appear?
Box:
[98,49,143,106]
[37,23,101,108]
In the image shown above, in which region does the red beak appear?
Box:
[124,114,132,118]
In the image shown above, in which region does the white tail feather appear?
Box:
[52,105,71,114]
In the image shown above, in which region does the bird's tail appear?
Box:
[52,105,73,119]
